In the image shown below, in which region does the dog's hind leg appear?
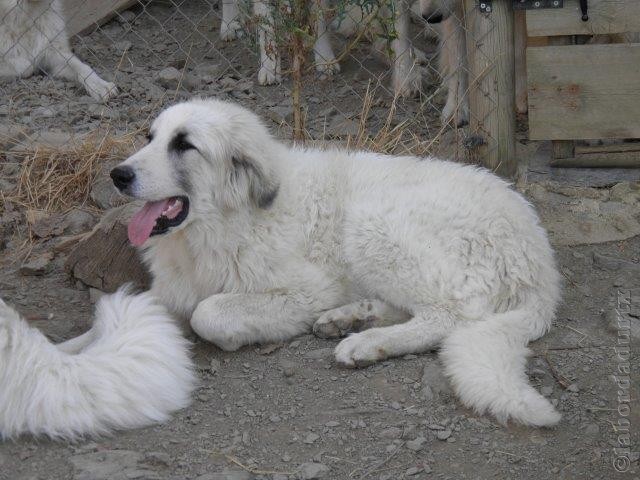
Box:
[191,291,335,351]
[334,305,455,367]
[313,300,410,339]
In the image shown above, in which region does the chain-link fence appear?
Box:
[1,0,502,164]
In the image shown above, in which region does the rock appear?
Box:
[303,432,320,444]
[27,210,65,238]
[567,383,580,393]
[298,462,329,479]
[541,386,554,397]
[436,429,452,441]
[421,361,451,401]
[378,427,402,439]
[592,252,640,274]
[63,209,96,235]
[209,358,221,375]
[198,469,252,480]
[156,67,197,91]
[0,123,28,150]
[405,466,422,476]
[406,436,427,451]
[89,288,106,304]
[144,452,171,466]
[266,105,294,125]
[113,40,132,53]
[326,116,359,138]
[19,252,54,276]
[91,172,127,210]
[69,450,158,480]
[66,203,151,292]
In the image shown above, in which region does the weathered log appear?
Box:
[66,203,151,292]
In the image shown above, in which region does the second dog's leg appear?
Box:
[220,0,243,41]
[313,299,410,338]
[392,0,421,97]
[45,49,117,102]
[254,0,281,85]
[191,291,330,351]
[440,15,468,126]
[334,305,456,367]
[313,0,339,77]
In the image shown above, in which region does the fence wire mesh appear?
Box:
[1,0,498,168]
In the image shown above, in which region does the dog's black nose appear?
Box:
[110,166,135,191]
[424,12,443,23]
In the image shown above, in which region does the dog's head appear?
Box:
[419,0,458,23]
[111,99,279,247]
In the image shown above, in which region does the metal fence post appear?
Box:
[463,0,517,178]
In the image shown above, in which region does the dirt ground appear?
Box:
[1,1,640,479]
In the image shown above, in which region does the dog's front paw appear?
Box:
[334,330,388,368]
[313,307,378,339]
[87,80,118,102]
[220,20,243,41]
[441,96,469,127]
[257,59,281,85]
[393,59,421,98]
[316,60,340,80]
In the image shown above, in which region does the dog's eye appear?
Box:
[170,133,195,153]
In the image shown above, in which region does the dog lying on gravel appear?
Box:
[0,290,195,440]
[0,0,117,101]
[110,98,563,427]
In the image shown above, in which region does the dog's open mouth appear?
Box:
[128,196,189,246]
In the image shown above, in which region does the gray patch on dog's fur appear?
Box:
[231,155,278,208]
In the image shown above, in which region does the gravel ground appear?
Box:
[1,2,639,479]
[0,228,638,480]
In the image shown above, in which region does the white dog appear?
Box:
[110,98,562,427]
[0,289,195,440]
[0,0,117,101]
[220,0,339,84]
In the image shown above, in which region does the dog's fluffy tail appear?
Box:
[439,306,561,427]
[0,289,196,441]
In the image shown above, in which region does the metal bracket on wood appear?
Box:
[512,0,563,9]
[479,1,492,13]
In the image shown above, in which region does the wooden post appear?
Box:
[463,0,517,178]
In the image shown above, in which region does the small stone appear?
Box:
[144,451,171,466]
[567,383,580,393]
[19,252,54,276]
[390,401,402,410]
[325,421,340,427]
[118,10,136,23]
[298,462,329,479]
[156,67,196,91]
[379,427,402,439]
[114,40,132,53]
[303,432,320,444]
[209,358,221,375]
[31,107,56,119]
[541,385,554,397]
[406,436,427,451]
[584,423,600,436]
[436,429,452,441]
[89,288,106,304]
[64,208,96,235]
[405,466,422,476]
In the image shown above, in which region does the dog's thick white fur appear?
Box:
[221,0,338,84]
[0,289,196,440]
[0,0,117,101]
[112,98,562,427]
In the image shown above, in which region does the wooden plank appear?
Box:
[63,0,138,37]
[547,36,575,157]
[527,0,640,37]
[575,142,640,155]
[514,11,528,114]
[527,43,640,140]
[463,0,517,178]
[550,151,640,168]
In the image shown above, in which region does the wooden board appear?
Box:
[63,0,138,36]
[527,0,640,37]
[527,43,640,140]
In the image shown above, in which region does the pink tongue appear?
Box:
[128,199,171,246]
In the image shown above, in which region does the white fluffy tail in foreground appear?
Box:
[440,308,561,427]
[0,289,196,441]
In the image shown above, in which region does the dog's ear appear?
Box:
[230,154,279,208]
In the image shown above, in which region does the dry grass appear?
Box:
[1,129,139,215]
